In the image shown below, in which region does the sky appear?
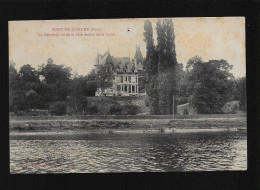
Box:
[9,17,246,78]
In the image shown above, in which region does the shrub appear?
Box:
[49,102,67,116]
[121,105,139,115]
[109,105,121,115]
[86,105,99,115]
[221,101,240,114]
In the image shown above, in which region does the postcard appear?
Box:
[9,17,246,173]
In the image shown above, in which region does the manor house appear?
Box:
[94,45,146,96]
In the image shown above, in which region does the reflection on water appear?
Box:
[10,131,247,173]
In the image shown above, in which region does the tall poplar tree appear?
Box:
[156,19,178,114]
[143,18,178,115]
[165,19,178,114]
[143,20,159,114]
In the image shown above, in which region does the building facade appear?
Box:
[95,45,145,96]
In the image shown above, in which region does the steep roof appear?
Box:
[98,51,111,65]
[97,47,143,72]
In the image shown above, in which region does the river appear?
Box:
[10,131,247,173]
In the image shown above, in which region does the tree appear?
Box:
[96,64,113,94]
[24,90,42,111]
[156,19,178,114]
[144,20,158,75]
[9,61,23,112]
[156,19,167,73]
[49,102,67,116]
[143,19,160,114]
[38,58,72,102]
[9,61,21,90]
[187,58,235,114]
[236,77,246,111]
[77,96,88,113]
[52,81,68,101]
[143,19,178,115]
[19,64,40,83]
[39,59,72,84]
[83,70,98,96]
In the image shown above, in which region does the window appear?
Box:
[121,85,124,91]
[117,85,121,92]
[125,76,128,82]
[124,86,127,92]
[128,76,131,83]
[132,76,136,83]
[120,76,123,83]
[132,86,135,92]
[128,85,131,93]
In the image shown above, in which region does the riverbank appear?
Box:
[9,115,247,134]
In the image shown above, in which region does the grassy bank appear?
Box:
[9,116,247,133]
[9,113,246,121]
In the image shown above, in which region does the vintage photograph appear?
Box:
[9,17,246,173]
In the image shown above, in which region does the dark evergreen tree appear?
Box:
[143,20,160,114]
[156,19,178,114]
[156,19,167,73]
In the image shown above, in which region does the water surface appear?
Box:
[10,131,247,173]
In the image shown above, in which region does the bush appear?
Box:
[109,105,121,115]
[49,102,67,116]
[86,105,99,115]
[221,101,240,114]
[121,105,139,115]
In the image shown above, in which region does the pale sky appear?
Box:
[9,17,246,78]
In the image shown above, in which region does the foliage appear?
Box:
[49,102,67,116]
[156,19,178,114]
[235,77,246,111]
[109,105,122,115]
[121,105,139,115]
[52,81,68,101]
[95,64,113,93]
[177,97,189,105]
[24,90,42,110]
[38,59,72,84]
[69,71,98,98]
[143,19,179,115]
[143,20,159,114]
[86,105,99,115]
[221,101,240,114]
[9,61,22,112]
[77,96,88,113]
[19,64,40,83]
[83,71,98,96]
[186,58,236,114]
